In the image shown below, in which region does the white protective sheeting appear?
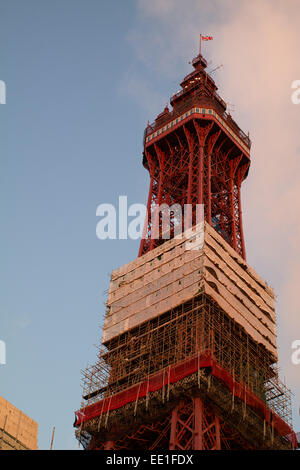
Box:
[102,223,277,359]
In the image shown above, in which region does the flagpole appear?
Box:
[199,33,202,56]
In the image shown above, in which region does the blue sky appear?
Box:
[1,0,299,449]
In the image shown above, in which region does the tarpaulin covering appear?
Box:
[74,350,297,448]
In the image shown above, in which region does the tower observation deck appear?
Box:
[74,48,297,451]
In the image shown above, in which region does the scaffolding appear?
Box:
[76,293,294,448]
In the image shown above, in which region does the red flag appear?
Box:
[202,36,213,41]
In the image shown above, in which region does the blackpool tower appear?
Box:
[74,43,297,450]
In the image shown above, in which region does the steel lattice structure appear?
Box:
[139,54,250,259]
[86,397,252,450]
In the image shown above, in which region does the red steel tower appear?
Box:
[74,48,297,451]
[139,53,250,259]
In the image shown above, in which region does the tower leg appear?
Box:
[194,397,203,450]
[168,397,223,450]
[215,415,221,450]
[169,407,178,450]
